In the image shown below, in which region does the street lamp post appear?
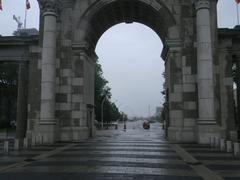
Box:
[101,96,106,129]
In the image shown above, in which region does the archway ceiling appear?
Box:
[85,0,175,51]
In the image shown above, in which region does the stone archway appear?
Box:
[28,0,226,144]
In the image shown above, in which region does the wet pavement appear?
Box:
[0,120,239,180]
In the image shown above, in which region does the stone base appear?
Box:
[60,127,92,142]
[29,124,59,144]
[197,124,222,144]
[167,127,196,142]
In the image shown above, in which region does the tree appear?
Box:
[94,60,122,124]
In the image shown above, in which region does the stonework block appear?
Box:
[56,77,60,85]
[198,98,215,119]
[183,92,196,101]
[60,119,71,127]
[170,118,183,127]
[184,110,197,119]
[169,93,182,102]
[168,26,180,39]
[172,73,182,84]
[73,102,81,111]
[56,110,71,119]
[38,59,42,69]
[198,79,214,98]
[184,101,196,110]
[174,85,182,93]
[62,69,72,77]
[29,46,40,53]
[173,5,181,15]
[183,84,196,92]
[224,77,233,86]
[72,111,83,119]
[73,60,84,77]
[72,86,84,94]
[73,118,80,126]
[61,39,72,47]
[72,78,83,86]
[183,75,196,83]
[56,93,68,103]
[60,77,68,85]
[56,58,60,68]
[170,102,183,110]
[59,85,71,94]
[182,67,191,75]
[151,0,162,11]
[60,60,71,69]
[72,94,83,102]
[170,110,183,119]
[57,103,71,111]
[214,65,219,74]
[184,118,196,127]
[182,56,186,66]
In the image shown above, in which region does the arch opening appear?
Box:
[95,22,165,118]
[78,0,176,53]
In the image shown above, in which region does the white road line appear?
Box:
[170,144,224,180]
[0,143,76,173]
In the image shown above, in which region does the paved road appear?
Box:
[0,120,239,180]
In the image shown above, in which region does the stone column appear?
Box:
[195,0,219,143]
[39,1,58,143]
[16,61,28,139]
[235,58,240,139]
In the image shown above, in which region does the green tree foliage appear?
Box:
[0,62,18,129]
[94,60,122,123]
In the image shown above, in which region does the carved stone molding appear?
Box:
[38,0,62,16]
[194,0,210,10]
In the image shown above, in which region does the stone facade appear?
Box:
[0,0,239,144]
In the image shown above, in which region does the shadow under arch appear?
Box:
[76,0,176,53]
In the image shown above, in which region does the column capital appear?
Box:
[38,0,62,16]
[194,0,210,11]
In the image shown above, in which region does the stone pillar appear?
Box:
[236,59,240,133]
[16,61,28,139]
[39,1,58,143]
[195,0,219,143]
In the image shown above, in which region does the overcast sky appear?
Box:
[0,0,238,117]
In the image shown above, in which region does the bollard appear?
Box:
[4,140,9,153]
[233,142,240,156]
[214,137,220,148]
[31,136,36,146]
[23,138,29,148]
[41,135,44,144]
[210,136,215,147]
[14,139,20,151]
[36,135,43,145]
[226,141,233,152]
[209,136,212,146]
[36,135,40,145]
[220,138,226,151]
[43,134,49,144]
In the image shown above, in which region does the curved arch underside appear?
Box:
[82,0,176,52]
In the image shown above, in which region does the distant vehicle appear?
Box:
[143,121,150,129]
